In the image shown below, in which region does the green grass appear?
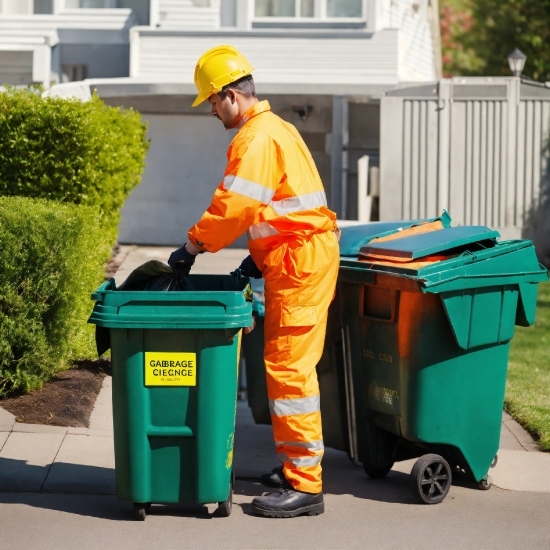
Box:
[506,281,550,451]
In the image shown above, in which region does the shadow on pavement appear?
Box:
[234,403,492,505]
[0,491,217,522]
[235,473,416,505]
[0,491,131,522]
[234,456,417,505]
[235,402,417,504]
[0,458,219,521]
[0,457,115,495]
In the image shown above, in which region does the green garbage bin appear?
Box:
[339,225,548,503]
[241,213,453,451]
[88,274,253,520]
[241,278,350,450]
[241,279,270,425]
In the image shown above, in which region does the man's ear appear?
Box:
[228,89,237,104]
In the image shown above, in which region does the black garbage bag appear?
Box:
[118,260,194,291]
[95,260,193,356]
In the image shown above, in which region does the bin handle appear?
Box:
[422,269,548,288]
[91,279,114,302]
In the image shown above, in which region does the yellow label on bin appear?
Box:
[144,352,197,387]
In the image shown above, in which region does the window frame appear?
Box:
[63,0,117,9]
[252,0,367,22]
[0,0,34,14]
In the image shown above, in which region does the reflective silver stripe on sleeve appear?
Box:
[275,440,325,451]
[269,395,320,417]
[246,221,279,240]
[270,190,327,216]
[277,452,323,467]
[223,175,275,204]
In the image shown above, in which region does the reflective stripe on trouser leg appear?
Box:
[276,439,325,467]
[264,319,329,494]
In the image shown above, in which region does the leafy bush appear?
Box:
[0,87,149,242]
[0,197,109,396]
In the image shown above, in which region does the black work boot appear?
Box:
[260,466,285,488]
[250,483,324,518]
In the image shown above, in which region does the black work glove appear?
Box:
[168,244,196,277]
[231,255,262,279]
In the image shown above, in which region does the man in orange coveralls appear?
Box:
[168,45,339,518]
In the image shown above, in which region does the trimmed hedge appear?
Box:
[0,197,109,396]
[0,87,149,242]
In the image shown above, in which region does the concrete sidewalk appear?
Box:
[111,245,250,286]
[1,246,548,496]
[1,246,549,549]
[1,382,550,549]
[2,377,547,496]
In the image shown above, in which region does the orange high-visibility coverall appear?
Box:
[188,100,339,494]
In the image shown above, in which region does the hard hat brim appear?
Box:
[192,92,209,107]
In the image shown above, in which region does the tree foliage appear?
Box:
[440,0,550,81]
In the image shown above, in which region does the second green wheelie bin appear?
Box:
[241,278,351,450]
[89,274,253,520]
[338,224,548,503]
[241,214,453,453]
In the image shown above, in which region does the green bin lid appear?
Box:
[338,210,452,256]
[340,239,548,293]
[360,226,499,260]
[88,275,253,330]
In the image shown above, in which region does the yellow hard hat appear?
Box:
[192,45,254,107]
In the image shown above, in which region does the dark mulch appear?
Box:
[0,359,111,428]
[0,245,123,428]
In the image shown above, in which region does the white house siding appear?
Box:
[376,0,435,81]
[0,9,136,85]
[0,50,33,85]
[0,9,136,31]
[398,15,435,81]
[156,0,221,29]
[132,28,399,85]
[0,30,57,86]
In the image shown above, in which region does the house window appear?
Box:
[254,0,362,18]
[33,0,54,14]
[327,0,361,17]
[301,0,314,16]
[255,0,295,17]
[64,0,117,8]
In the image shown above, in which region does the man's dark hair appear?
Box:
[218,75,256,100]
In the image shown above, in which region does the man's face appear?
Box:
[208,91,240,129]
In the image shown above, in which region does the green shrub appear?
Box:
[0,196,109,396]
[0,87,149,242]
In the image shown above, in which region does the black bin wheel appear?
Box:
[477,475,492,490]
[133,502,150,521]
[217,470,234,517]
[411,454,452,504]
[363,461,394,479]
